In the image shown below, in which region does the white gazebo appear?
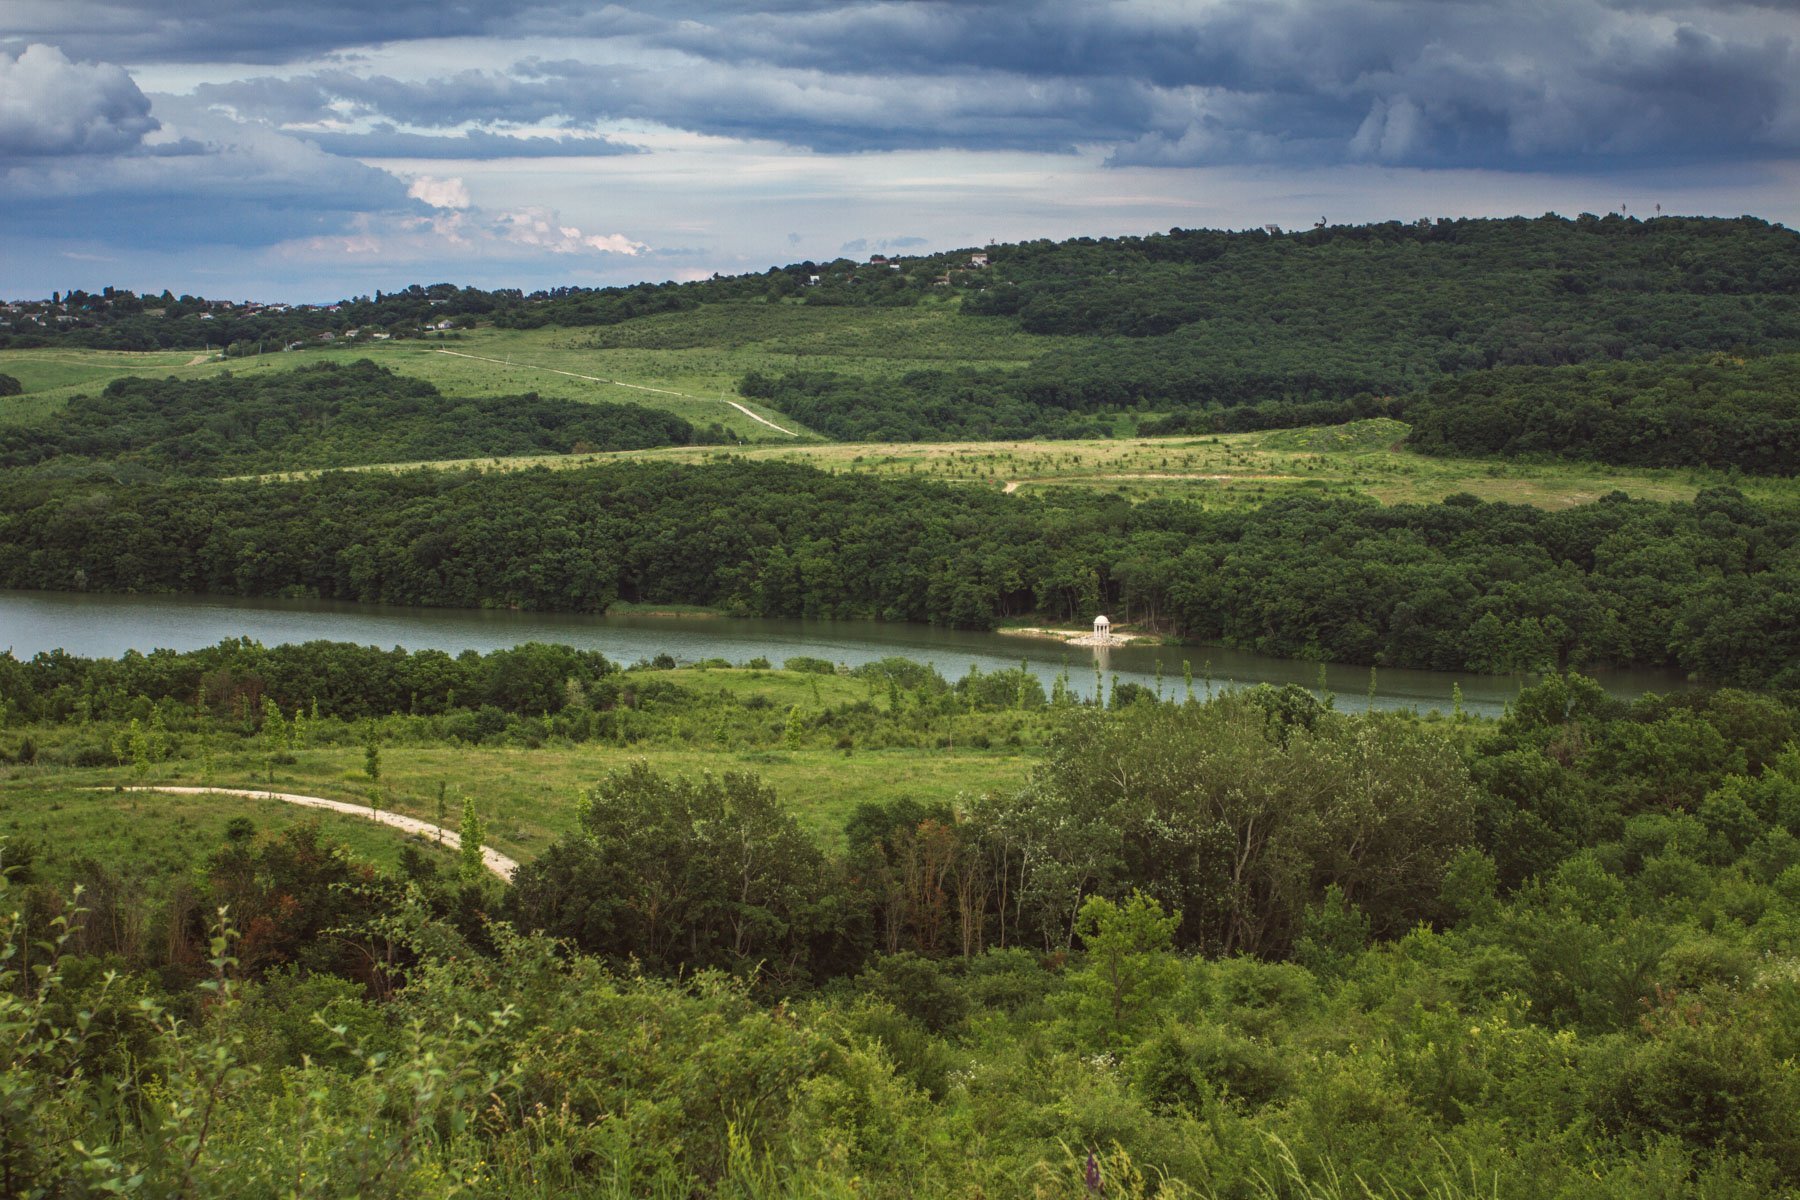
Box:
[1092,615,1111,644]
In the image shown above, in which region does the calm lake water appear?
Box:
[0,589,1690,718]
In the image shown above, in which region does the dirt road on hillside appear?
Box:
[109,785,518,880]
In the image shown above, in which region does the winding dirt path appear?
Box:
[108,786,518,881]
[428,348,799,436]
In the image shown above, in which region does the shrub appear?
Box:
[1129,1020,1292,1112]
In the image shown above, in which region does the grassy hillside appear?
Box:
[0,657,1048,859]
[249,418,1799,511]
[1,783,455,885]
[0,360,709,475]
[0,305,1061,441]
[9,214,1799,447]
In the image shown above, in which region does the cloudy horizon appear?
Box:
[4,1,1798,303]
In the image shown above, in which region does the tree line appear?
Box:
[0,638,617,726]
[2,459,1798,687]
[1404,351,1800,472]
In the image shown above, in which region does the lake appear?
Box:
[0,589,1690,718]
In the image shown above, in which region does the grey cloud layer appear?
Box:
[1,0,540,64]
[4,0,1798,298]
[3,96,422,248]
[302,126,643,159]
[196,59,1129,154]
[153,0,1800,168]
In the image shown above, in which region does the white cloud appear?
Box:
[0,43,158,157]
[407,174,471,208]
[491,208,647,254]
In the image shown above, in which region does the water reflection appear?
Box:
[0,589,1691,719]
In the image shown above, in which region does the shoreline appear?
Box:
[997,625,1161,646]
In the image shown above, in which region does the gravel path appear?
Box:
[109,786,518,881]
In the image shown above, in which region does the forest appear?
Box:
[0,360,711,475]
[5,668,1800,1196]
[724,215,1800,441]
[1,459,1797,687]
[1403,352,1800,472]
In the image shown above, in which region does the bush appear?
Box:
[1129,1020,1292,1112]
[854,952,969,1033]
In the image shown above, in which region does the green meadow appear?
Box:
[0,663,1042,867]
[0,782,460,888]
[2,738,1027,871]
[12,302,1795,514]
[0,301,1071,440]
[250,417,1796,512]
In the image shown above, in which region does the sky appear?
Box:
[3,0,1799,303]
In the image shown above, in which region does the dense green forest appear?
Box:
[0,360,710,474]
[6,674,1800,1195]
[721,214,1800,440]
[1404,353,1800,472]
[2,459,1797,686]
[13,218,1799,428]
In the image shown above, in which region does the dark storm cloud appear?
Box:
[150,0,1800,168]
[195,58,1131,154]
[0,0,549,64]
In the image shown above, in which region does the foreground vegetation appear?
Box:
[5,665,1800,1196]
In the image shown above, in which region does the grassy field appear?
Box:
[251,417,1794,511]
[0,347,215,426]
[0,782,461,889]
[5,739,1031,864]
[0,332,809,441]
[10,308,1795,510]
[2,658,1040,882]
[0,301,1069,441]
